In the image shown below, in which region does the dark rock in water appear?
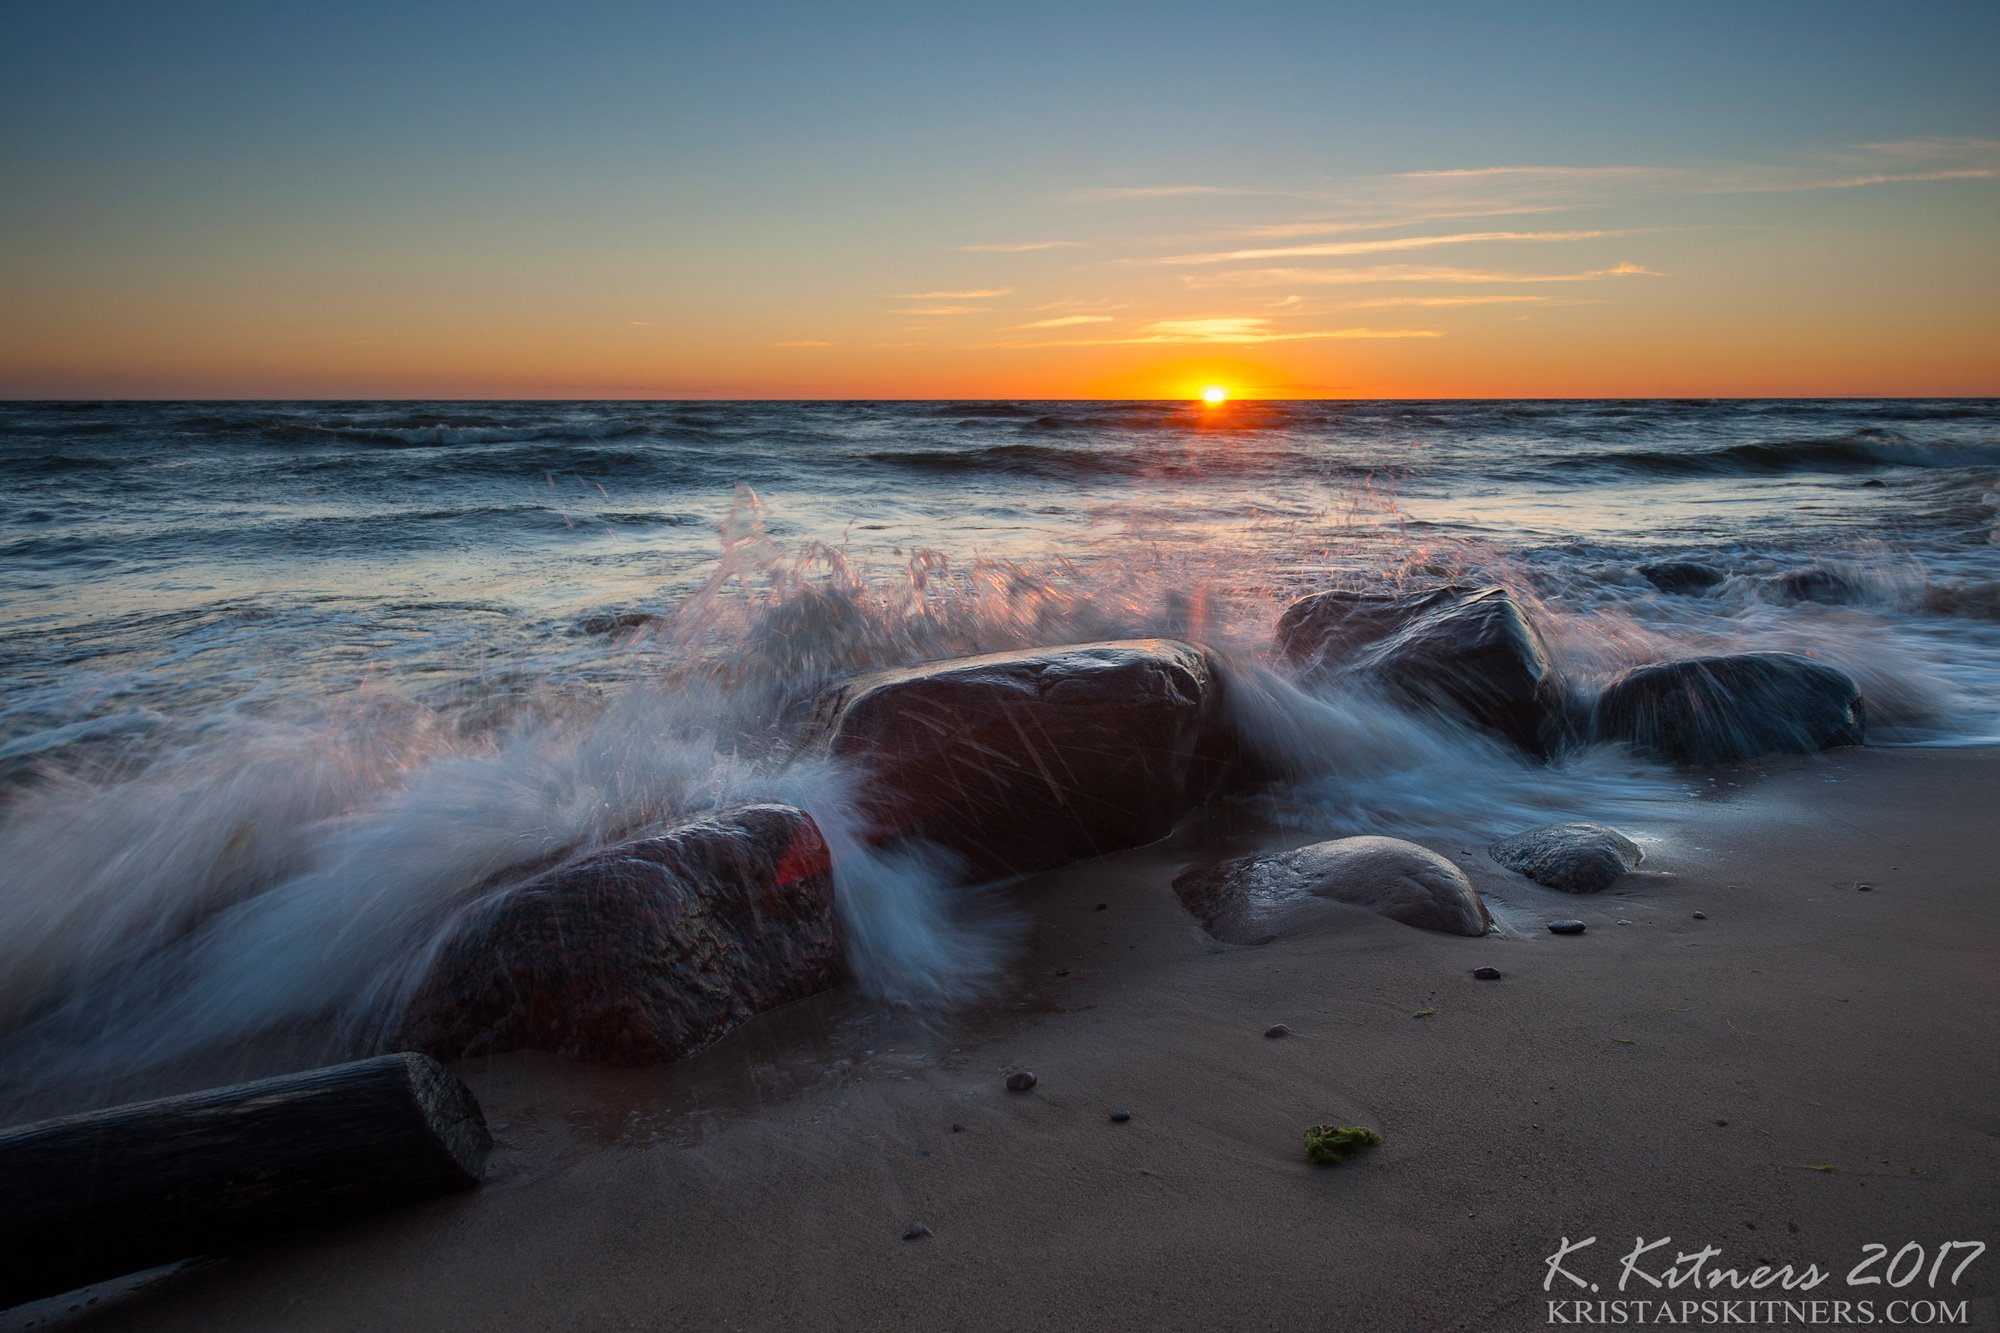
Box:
[1489,822,1643,894]
[1005,1070,1037,1092]
[1771,567,1863,604]
[1547,920,1586,935]
[576,609,664,636]
[399,805,838,1066]
[903,1222,933,1241]
[1264,1023,1293,1038]
[1637,560,1727,595]
[1472,966,1502,980]
[1175,836,1490,941]
[819,639,1246,880]
[1592,651,1864,765]
[1109,1110,1131,1123]
[1861,478,1887,489]
[1275,584,1573,758]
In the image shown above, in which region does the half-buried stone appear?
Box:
[399,804,838,1066]
[1489,822,1642,894]
[819,639,1247,881]
[1174,836,1491,943]
[1591,651,1864,766]
[1275,585,1574,759]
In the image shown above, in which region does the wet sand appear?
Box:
[9,745,1998,1332]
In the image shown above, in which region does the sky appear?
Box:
[1,0,1996,399]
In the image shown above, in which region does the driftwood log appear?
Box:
[0,1052,491,1308]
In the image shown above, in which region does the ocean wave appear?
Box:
[1567,431,2000,477]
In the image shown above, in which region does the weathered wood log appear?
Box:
[0,1051,490,1308]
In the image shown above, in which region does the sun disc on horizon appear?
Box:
[1200,386,1229,404]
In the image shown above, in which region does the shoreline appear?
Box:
[10,742,1997,1331]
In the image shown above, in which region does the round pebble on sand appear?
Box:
[1005,1070,1037,1092]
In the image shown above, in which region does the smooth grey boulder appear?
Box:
[1592,651,1864,765]
[1275,584,1574,759]
[1489,822,1642,894]
[1174,836,1490,941]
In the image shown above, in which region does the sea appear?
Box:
[3,398,1997,1086]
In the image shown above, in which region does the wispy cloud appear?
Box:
[997,317,1442,348]
[894,288,1011,299]
[1024,297,1130,313]
[1201,206,1561,242]
[1340,294,1551,308]
[1711,167,1998,193]
[892,304,987,315]
[1069,184,1312,203]
[1149,229,1619,266]
[1006,314,1116,329]
[956,240,1084,252]
[1179,262,1661,289]
[773,339,832,347]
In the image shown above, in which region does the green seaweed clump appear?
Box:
[1305,1124,1382,1166]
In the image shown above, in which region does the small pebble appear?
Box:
[1054,968,1070,977]
[1005,1069,1037,1092]
[1548,920,1586,935]
[903,1222,933,1241]
[1109,1110,1131,1123]
[1093,902,1108,911]
[1857,883,1873,892]
[1264,1023,1292,1038]
[950,1122,966,1133]
[1472,966,1502,980]
[1715,1119,1729,1126]
[1692,911,1707,920]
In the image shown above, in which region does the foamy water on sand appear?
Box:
[2,398,1996,1084]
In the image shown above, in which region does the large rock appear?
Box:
[1770,567,1863,605]
[1591,652,1865,765]
[1638,560,1726,595]
[1174,836,1490,942]
[399,805,838,1066]
[1275,585,1573,758]
[1489,822,1642,894]
[820,640,1242,879]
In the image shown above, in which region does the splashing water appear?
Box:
[4,398,2000,1090]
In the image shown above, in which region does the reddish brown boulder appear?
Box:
[1276,584,1575,758]
[398,804,837,1066]
[820,639,1244,880]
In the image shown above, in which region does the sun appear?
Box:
[1200,385,1229,404]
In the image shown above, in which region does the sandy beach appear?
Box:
[10,742,1994,1332]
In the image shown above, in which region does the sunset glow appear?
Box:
[0,6,1994,398]
[1201,386,1230,404]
